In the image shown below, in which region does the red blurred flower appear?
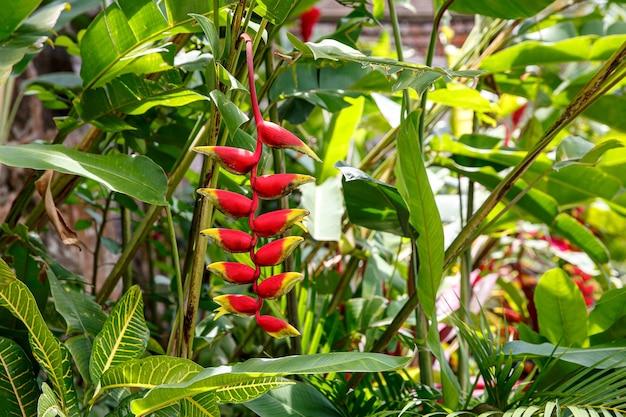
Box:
[300,7,321,42]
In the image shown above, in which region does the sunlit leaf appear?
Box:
[90,285,149,387]
[0,258,80,416]
[535,268,589,347]
[245,382,344,417]
[0,337,38,417]
[0,143,167,205]
[395,112,444,317]
[449,0,556,18]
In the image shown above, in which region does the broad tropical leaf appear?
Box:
[0,143,167,205]
[47,267,107,337]
[37,383,68,417]
[214,376,293,404]
[245,381,344,417]
[448,0,555,19]
[99,356,202,394]
[74,73,209,128]
[0,258,80,416]
[131,352,411,414]
[180,391,220,416]
[337,162,413,237]
[90,285,150,387]
[504,340,626,369]
[79,0,235,88]
[0,336,38,417]
[535,268,589,347]
[395,112,444,317]
[481,35,626,72]
[0,2,66,87]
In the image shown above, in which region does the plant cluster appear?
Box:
[196,33,320,338]
[0,0,626,416]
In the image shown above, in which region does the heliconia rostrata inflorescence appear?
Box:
[193,33,320,338]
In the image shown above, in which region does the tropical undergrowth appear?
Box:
[1,0,626,416]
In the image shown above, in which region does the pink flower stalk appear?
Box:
[194,33,320,338]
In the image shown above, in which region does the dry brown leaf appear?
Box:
[35,170,81,249]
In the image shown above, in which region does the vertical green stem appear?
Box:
[418,0,457,152]
[165,205,185,356]
[92,192,112,295]
[121,205,133,292]
[458,179,474,394]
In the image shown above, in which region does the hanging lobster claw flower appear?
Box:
[200,228,254,253]
[256,272,303,299]
[194,146,257,175]
[214,294,257,319]
[254,173,315,200]
[197,188,253,218]
[207,262,256,284]
[257,120,321,162]
[253,209,309,237]
[254,236,303,266]
[256,315,301,338]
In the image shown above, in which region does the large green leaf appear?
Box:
[535,268,589,347]
[0,2,67,87]
[180,391,220,416]
[337,162,413,237]
[75,73,209,126]
[79,0,233,88]
[38,383,67,417]
[131,352,411,414]
[245,381,344,417]
[64,335,93,385]
[287,34,482,80]
[99,356,202,393]
[0,0,41,39]
[0,143,167,205]
[319,96,364,183]
[504,340,626,369]
[448,0,555,19]
[588,288,626,337]
[47,266,106,337]
[0,258,80,416]
[481,35,626,72]
[395,112,444,317]
[255,0,297,24]
[0,336,38,417]
[89,285,149,387]
[132,373,292,414]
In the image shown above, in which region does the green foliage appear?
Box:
[1,0,626,415]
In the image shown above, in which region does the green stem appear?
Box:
[418,0,456,151]
[458,179,474,394]
[92,192,113,295]
[122,204,133,292]
[165,205,185,356]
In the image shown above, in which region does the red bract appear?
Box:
[200,228,254,253]
[254,236,304,266]
[256,315,301,339]
[207,262,256,284]
[214,295,257,319]
[194,146,257,175]
[253,209,309,237]
[257,272,303,299]
[254,173,315,199]
[197,188,253,218]
[258,120,321,162]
